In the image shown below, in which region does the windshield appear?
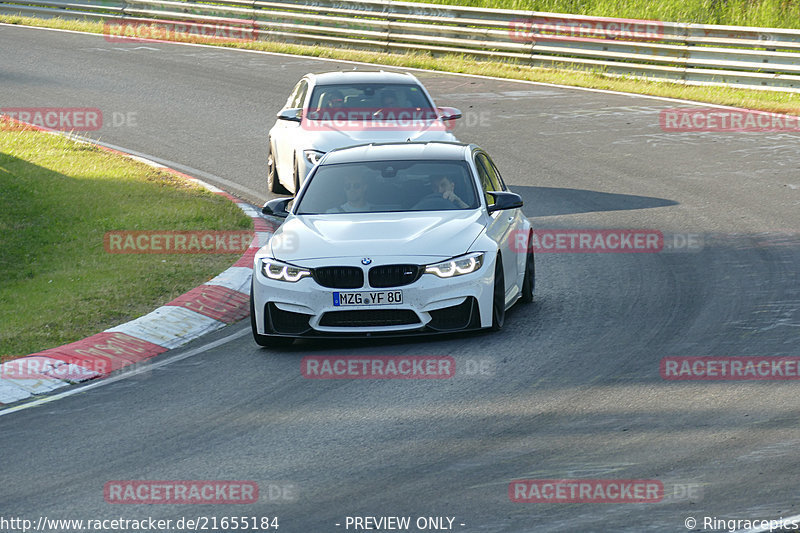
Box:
[306,83,435,120]
[295,160,480,215]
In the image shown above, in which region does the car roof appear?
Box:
[322,141,473,164]
[308,70,420,86]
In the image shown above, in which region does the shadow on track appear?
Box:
[513,185,678,218]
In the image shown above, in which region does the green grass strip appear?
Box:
[0,126,251,358]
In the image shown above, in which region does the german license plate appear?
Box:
[333,290,403,306]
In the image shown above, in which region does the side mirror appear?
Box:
[262,198,292,218]
[277,108,302,122]
[437,106,462,121]
[486,191,523,214]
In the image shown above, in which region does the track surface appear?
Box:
[1,25,799,532]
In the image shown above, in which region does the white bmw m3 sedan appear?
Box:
[250,141,534,347]
[267,70,462,195]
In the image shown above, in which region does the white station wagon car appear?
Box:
[250,142,534,347]
[267,71,462,195]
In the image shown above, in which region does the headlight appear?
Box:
[303,150,325,166]
[424,252,484,278]
[261,258,311,282]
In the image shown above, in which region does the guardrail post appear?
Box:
[249,0,256,43]
[524,11,535,69]
[385,0,392,54]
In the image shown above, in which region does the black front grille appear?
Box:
[428,297,478,331]
[267,303,312,335]
[312,266,364,289]
[368,264,422,288]
[319,309,420,327]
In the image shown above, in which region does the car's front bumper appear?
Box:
[251,255,495,338]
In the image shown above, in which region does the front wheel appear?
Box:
[491,255,505,331]
[293,156,301,195]
[267,141,289,195]
[520,237,535,304]
[250,283,294,348]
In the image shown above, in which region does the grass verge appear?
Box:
[2,15,799,115]
[0,124,252,359]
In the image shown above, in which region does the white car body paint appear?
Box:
[252,142,532,339]
[268,71,459,193]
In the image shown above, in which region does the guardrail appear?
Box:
[3,0,800,92]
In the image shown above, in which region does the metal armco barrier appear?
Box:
[3,0,800,92]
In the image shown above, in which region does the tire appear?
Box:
[491,254,505,331]
[250,282,294,348]
[520,236,535,304]
[292,156,301,195]
[267,141,289,195]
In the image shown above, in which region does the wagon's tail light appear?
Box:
[424,252,484,278]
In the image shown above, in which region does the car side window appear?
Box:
[488,157,508,191]
[475,153,502,207]
[286,81,302,109]
[477,153,504,191]
[292,81,308,109]
[286,80,308,110]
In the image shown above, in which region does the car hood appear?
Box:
[270,210,485,262]
[304,122,457,151]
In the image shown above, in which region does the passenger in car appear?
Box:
[411,175,470,210]
[379,88,398,108]
[327,173,374,213]
[434,175,469,208]
[319,90,345,109]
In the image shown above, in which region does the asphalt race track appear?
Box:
[1,24,799,532]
